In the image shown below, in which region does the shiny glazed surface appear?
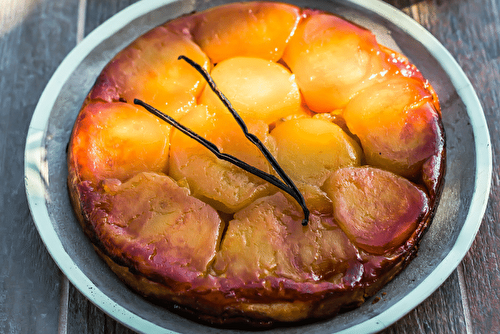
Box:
[66,1,446,327]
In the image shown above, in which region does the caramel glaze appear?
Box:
[70,195,437,328]
[67,1,446,328]
[67,157,444,327]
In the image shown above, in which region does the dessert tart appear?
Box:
[67,1,445,328]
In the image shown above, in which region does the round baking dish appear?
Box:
[25,0,492,333]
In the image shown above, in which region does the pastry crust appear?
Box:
[67,2,445,328]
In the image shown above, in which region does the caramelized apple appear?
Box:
[170,2,301,63]
[343,77,443,178]
[198,56,307,124]
[169,104,276,213]
[325,167,429,255]
[271,117,363,187]
[282,10,393,112]
[213,192,358,282]
[89,25,210,120]
[87,172,222,277]
[67,2,446,327]
[68,102,170,182]
[297,183,334,215]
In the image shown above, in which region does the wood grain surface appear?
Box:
[0,0,79,333]
[1,0,498,333]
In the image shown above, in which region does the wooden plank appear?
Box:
[67,285,136,334]
[84,0,140,35]
[0,0,80,332]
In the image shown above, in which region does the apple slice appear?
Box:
[298,183,334,215]
[88,25,210,120]
[91,172,222,277]
[343,77,444,178]
[170,2,301,63]
[282,10,393,112]
[198,56,307,124]
[213,192,358,282]
[168,104,277,213]
[270,117,362,188]
[325,167,429,255]
[68,102,171,182]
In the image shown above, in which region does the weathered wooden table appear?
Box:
[1,0,499,332]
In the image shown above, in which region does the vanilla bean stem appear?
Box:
[178,56,304,201]
[134,99,294,197]
[133,56,310,225]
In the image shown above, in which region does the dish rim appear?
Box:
[24,0,492,333]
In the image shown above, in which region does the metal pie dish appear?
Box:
[24,0,492,333]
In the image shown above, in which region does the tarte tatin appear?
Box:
[67,1,445,328]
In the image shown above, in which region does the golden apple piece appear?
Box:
[325,167,429,255]
[270,117,363,188]
[170,2,301,63]
[91,172,222,277]
[168,104,276,213]
[343,77,444,178]
[68,102,171,182]
[213,192,358,282]
[298,183,334,215]
[88,25,210,119]
[198,56,307,124]
[282,10,393,112]
[287,215,360,282]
